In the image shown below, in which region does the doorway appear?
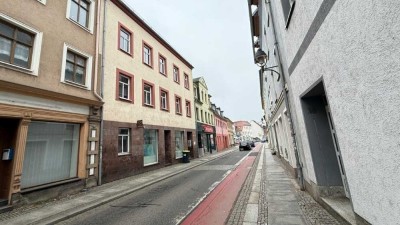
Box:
[164,130,172,165]
[0,118,19,202]
[187,132,194,158]
[301,82,350,198]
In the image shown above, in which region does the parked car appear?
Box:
[249,140,255,147]
[239,141,252,151]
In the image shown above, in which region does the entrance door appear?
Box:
[325,105,351,198]
[164,130,172,165]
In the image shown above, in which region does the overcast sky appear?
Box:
[125,0,261,122]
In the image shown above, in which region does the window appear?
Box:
[194,87,198,99]
[143,81,154,107]
[195,107,199,121]
[67,0,95,32]
[175,95,182,115]
[144,129,158,166]
[159,54,167,75]
[65,51,86,86]
[280,0,295,28]
[116,69,134,102]
[185,100,191,117]
[61,43,93,89]
[173,65,180,83]
[0,15,42,74]
[175,131,184,159]
[184,73,189,89]
[160,88,169,111]
[118,23,132,55]
[118,128,130,155]
[143,42,152,67]
[201,110,204,122]
[22,121,80,188]
[36,0,47,5]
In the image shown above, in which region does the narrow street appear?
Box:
[57,149,251,225]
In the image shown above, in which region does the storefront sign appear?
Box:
[202,125,214,133]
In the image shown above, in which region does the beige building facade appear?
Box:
[101,0,196,182]
[0,0,102,206]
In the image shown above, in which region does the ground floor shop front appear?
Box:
[195,123,215,157]
[0,102,100,206]
[101,120,197,183]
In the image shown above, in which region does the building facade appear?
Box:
[101,0,196,183]
[0,0,102,206]
[193,77,216,156]
[225,117,235,147]
[248,0,400,224]
[234,121,252,142]
[211,104,229,151]
[249,120,264,140]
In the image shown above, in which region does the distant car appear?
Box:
[239,141,251,151]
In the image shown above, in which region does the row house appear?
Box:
[234,121,251,142]
[0,0,102,207]
[100,0,196,183]
[211,104,229,151]
[248,0,400,224]
[193,77,216,156]
[224,117,235,147]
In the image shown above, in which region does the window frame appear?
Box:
[61,43,93,90]
[173,64,180,84]
[158,53,167,76]
[281,0,296,28]
[118,128,130,156]
[184,73,190,90]
[142,41,153,68]
[0,13,43,76]
[175,94,182,115]
[118,22,133,56]
[115,68,134,103]
[66,0,95,33]
[159,87,169,112]
[142,79,155,108]
[185,100,191,118]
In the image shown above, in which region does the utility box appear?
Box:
[2,148,13,161]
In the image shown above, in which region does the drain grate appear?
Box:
[249,152,258,157]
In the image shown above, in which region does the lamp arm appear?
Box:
[262,65,281,81]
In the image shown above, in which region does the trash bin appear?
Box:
[182,150,190,163]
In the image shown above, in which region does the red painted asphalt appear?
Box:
[180,145,260,225]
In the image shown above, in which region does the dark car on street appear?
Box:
[239,141,252,151]
[249,140,256,147]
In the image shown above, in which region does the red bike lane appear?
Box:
[180,145,260,225]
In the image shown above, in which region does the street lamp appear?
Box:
[255,48,281,81]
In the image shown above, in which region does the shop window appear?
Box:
[144,129,158,165]
[21,121,80,188]
[175,131,184,159]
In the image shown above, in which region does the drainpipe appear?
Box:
[266,0,304,190]
[97,0,107,186]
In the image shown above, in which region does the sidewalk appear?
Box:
[227,144,342,225]
[0,147,237,225]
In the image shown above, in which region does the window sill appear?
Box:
[143,62,153,69]
[143,104,155,108]
[119,48,133,57]
[144,162,159,167]
[159,72,167,77]
[21,177,81,193]
[0,61,37,76]
[118,152,131,156]
[176,112,182,116]
[174,81,180,85]
[161,108,170,112]
[185,87,190,90]
[118,97,133,103]
[67,18,93,34]
[62,81,90,90]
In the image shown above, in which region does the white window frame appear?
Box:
[194,87,198,99]
[186,101,191,117]
[119,74,130,100]
[144,84,152,106]
[36,0,47,5]
[161,91,167,110]
[118,128,130,155]
[184,74,189,89]
[143,45,152,66]
[60,43,93,90]
[0,13,42,76]
[173,67,179,83]
[66,0,95,33]
[159,56,166,74]
[119,28,131,54]
[176,97,181,114]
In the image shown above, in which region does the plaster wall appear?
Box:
[194,78,214,126]
[0,0,99,101]
[276,0,400,223]
[103,1,195,130]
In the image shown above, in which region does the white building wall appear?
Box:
[269,0,400,224]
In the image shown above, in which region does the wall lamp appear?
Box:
[255,49,281,81]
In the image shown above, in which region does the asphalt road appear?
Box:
[57,149,251,225]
